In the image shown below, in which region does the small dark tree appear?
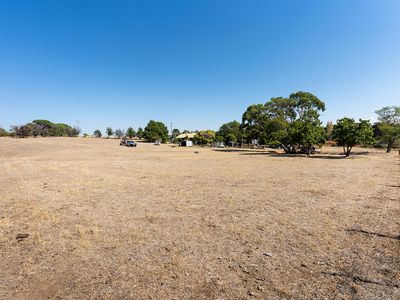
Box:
[326,121,334,141]
[137,127,144,139]
[114,128,124,138]
[93,129,102,138]
[106,127,113,138]
[172,128,180,138]
[126,127,135,139]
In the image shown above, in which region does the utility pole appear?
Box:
[170,122,173,143]
[76,120,80,136]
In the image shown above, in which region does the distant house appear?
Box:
[176,133,195,147]
[180,140,193,147]
[176,133,196,140]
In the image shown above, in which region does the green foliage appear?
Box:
[172,128,180,138]
[93,129,102,138]
[375,106,400,124]
[357,119,375,147]
[333,118,374,156]
[137,127,144,139]
[241,91,325,154]
[83,133,89,138]
[30,120,79,137]
[217,120,241,144]
[126,127,135,139]
[241,104,267,142]
[226,133,237,143]
[143,120,168,143]
[0,128,9,137]
[193,130,216,145]
[106,127,114,137]
[326,121,334,141]
[11,124,33,138]
[214,134,224,143]
[374,106,400,152]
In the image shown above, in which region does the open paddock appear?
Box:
[0,138,399,299]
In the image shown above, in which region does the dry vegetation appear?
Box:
[0,137,399,299]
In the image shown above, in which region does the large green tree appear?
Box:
[374,106,400,153]
[31,120,79,137]
[333,118,374,156]
[143,120,168,143]
[241,91,326,154]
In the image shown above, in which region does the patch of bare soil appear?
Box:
[0,138,399,299]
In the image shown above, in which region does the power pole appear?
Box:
[76,120,80,136]
[170,122,173,143]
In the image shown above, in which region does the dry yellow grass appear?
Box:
[0,137,399,299]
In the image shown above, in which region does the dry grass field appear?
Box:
[0,137,399,299]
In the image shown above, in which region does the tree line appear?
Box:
[2,92,399,156]
[2,120,80,138]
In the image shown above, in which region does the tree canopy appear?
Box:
[106,127,114,137]
[217,120,241,144]
[143,120,168,143]
[241,91,326,154]
[333,118,374,156]
[126,127,135,139]
[11,120,79,138]
[374,106,400,152]
[93,129,102,138]
[193,130,215,145]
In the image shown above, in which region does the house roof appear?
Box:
[176,133,196,139]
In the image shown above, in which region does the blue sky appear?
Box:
[0,0,399,134]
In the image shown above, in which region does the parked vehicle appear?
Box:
[120,138,137,147]
[126,140,137,147]
[154,140,161,146]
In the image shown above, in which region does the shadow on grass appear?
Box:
[212,149,265,153]
[239,152,347,159]
[213,148,373,159]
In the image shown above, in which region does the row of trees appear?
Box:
[213,93,399,156]
[4,120,80,138]
[3,94,398,156]
[93,121,169,142]
[92,97,399,156]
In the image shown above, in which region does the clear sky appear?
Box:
[0,0,399,134]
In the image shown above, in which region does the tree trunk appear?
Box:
[282,144,290,154]
[386,142,392,153]
[345,146,352,157]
